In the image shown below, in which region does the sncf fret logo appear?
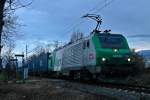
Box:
[89,53,94,60]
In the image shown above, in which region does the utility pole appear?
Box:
[26,45,27,60]
[0,0,6,69]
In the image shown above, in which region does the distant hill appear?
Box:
[138,50,150,60]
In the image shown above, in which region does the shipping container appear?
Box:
[27,52,50,75]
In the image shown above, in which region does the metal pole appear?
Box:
[15,56,17,80]
[26,45,27,61]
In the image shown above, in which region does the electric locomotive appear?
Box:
[48,14,135,79]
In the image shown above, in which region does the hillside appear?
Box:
[138,50,150,60]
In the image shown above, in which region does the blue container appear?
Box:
[27,52,49,74]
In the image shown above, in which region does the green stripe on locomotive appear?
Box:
[92,32,133,66]
[48,52,56,71]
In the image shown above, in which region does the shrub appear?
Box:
[132,53,145,75]
[0,71,8,81]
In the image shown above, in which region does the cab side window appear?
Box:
[83,40,90,49]
[87,40,90,48]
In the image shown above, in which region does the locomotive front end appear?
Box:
[98,49,134,77]
[93,33,135,77]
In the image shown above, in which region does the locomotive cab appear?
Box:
[92,32,134,77]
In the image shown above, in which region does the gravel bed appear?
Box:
[0,78,116,100]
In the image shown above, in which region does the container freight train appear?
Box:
[27,14,136,80]
[27,31,135,79]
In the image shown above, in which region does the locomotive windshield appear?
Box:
[99,34,126,49]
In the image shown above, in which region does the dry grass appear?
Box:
[0,78,117,100]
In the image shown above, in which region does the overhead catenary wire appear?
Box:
[60,0,116,38]
[26,40,65,55]
[92,0,116,14]
[62,0,106,32]
[59,0,107,37]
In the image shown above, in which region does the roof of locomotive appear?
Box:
[54,34,92,52]
[53,30,125,52]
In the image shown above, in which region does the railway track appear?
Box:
[29,77,150,99]
[33,75,150,95]
[97,82,150,94]
[55,78,150,100]
[68,79,150,94]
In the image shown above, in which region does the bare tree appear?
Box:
[2,41,15,66]
[0,0,6,69]
[34,45,46,55]
[0,0,33,69]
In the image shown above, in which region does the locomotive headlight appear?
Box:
[127,58,131,62]
[102,58,106,62]
[113,49,118,52]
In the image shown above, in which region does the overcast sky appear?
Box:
[14,0,150,53]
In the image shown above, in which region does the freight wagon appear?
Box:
[27,52,50,75]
